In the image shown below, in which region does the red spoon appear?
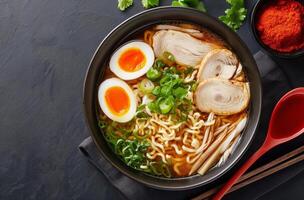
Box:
[213,88,304,200]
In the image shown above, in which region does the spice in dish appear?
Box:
[255,0,304,53]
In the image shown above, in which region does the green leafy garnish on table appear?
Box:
[142,0,159,9]
[172,0,206,12]
[118,0,133,11]
[116,0,248,30]
[219,0,247,31]
[117,0,206,12]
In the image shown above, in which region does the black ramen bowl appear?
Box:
[83,7,262,190]
[251,0,304,59]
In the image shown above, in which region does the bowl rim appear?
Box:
[250,0,304,59]
[83,6,262,190]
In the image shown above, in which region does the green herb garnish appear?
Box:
[142,0,159,9]
[155,59,166,68]
[219,0,247,31]
[117,0,133,11]
[173,87,188,99]
[145,52,195,115]
[147,101,159,113]
[163,51,175,62]
[147,67,162,81]
[136,104,150,119]
[184,66,195,75]
[152,86,161,96]
[172,0,207,12]
[99,119,171,177]
[159,95,175,114]
[114,138,150,169]
[139,78,155,94]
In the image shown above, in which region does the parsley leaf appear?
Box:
[142,0,159,9]
[118,0,133,11]
[172,0,206,12]
[219,0,247,31]
[172,1,189,7]
[195,2,207,12]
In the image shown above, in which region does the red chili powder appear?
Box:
[256,0,304,53]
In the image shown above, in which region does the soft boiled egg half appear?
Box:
[110,41,154,80]
[98,78,137,123]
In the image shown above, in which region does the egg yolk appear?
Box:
[105,86,130,116]
[118,48,146,72]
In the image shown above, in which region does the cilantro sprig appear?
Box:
[172,0,206,12]
[118,0,207,12]
[219,0,247,31]
[118,0,133,11]
[116,0,248,31]
[142,0,159,9]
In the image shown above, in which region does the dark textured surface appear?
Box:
[0,0,303,200]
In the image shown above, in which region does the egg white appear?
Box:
[98,78,137,123]
[109,41,154,80]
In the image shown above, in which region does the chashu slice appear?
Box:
[155,24,205,39]
[197,49,241,81]
[153,30,218,67]
[195,79,250,115]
